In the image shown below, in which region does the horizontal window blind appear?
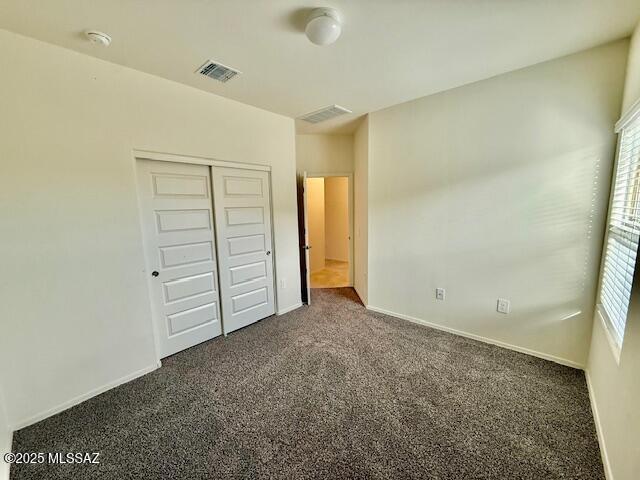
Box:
[600,113,640,346]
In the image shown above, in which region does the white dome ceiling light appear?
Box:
[305,8,342,46]
[84,30,112,47]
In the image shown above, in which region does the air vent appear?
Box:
[299,105,352,123]
[196,60,241,83]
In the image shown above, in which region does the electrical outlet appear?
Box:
[436,288,446,301]
[497,298,511,314]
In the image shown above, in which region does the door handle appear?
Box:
[266,251,271,256]
[152,271,159,277]
[304,245,312,250]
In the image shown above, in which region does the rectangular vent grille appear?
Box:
[299,105,352,124]
[196,60,240,83]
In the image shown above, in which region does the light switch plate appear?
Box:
[436,288,445,301]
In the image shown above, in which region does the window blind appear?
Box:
[600,112,640,346]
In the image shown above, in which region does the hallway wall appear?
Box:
[324,177,350,262]
[307,177,326,272]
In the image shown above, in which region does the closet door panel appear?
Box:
[212,167,275,334]
[137,160,222,358]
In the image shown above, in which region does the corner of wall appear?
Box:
[621,21,640,114]
[583,24,640,480]
[584,367,614,480]
[353,115,369,305]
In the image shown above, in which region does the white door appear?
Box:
[137,160,222,358]
[212,167,275,334]
[303,172,312,304]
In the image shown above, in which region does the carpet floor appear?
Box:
[11,288,604,479]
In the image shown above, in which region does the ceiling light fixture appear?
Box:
[84,30,112,47]
[305,8,342,46]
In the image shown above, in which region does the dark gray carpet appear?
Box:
[12,288,604,479]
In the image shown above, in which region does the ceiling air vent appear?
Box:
[196,60,241,83]
[299,105,352,124]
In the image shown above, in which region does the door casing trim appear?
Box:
[305,172,354,288]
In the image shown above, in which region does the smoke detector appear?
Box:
[84,30,111,47]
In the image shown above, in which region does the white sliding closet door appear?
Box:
[137,160,222,358]
[212,167,275,334]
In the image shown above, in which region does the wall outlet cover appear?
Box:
[497,298,511,314]
[436,288,446,301]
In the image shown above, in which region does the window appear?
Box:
[599,109,640,349]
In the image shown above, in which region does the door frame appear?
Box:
[132,149,278,363]
[306,172,354,287]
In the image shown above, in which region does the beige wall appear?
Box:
[354,117,369,304]
[367,40,628,367]
[0,29,300,429]
[296,134,354,174]
[324,177,350,262]
[307,177,326,272]
[587,302,640,480]
[0,387,9,480]
[586,22,640,480]
[622,23,640,114]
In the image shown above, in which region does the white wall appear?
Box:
[354,117,369,304]
[588,298,640,480]
[324,177,350,262]
[622,23,640,113]
[367,40,628,367]
[586,22,640,480]
[0,386,10,480]
[307,177,326,272]
[0,29,300,429]
[296,134,354,174]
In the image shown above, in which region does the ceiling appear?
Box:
[1,1,639,134]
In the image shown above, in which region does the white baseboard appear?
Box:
[277,302,303,316]
[585,371,614,480]
[366,305,584,370]
[11,362,161,431]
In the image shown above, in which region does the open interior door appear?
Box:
[296,172,312,304]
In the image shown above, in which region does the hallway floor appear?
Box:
[310,259,349,288]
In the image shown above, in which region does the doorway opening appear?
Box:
[306,175,352,289]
